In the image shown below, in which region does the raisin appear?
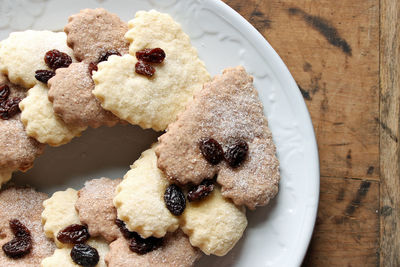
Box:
[136,48,166,63]
[44,49,72,70]
[2,237,32,258]
[2,219,32,258]
[135,61,155,77]
[97,49,121,63]
[9,219,31,238]
[88,63,98,75]
[129,232,163,255]
[35,70,56,83]
[199,138,224,165]
[57,224,90,244]
[0,97,21,120]
[187,179,215,202]
[225,140,249,168]
[115,219,135,239]
[164,184,186,216]
[70,244,99,267]
[0,84,10,101]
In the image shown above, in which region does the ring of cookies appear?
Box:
[0,8,280,267]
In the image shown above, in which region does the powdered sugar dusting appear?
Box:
[0,187,55,266]
[156,66,280,209]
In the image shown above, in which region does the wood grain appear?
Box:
[224,0,380,180]
[221,0,382,265]
[302,177,379,266]
[379,0,400,265]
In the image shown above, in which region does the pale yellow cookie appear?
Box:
[0,30,74,88]
[180,187,247,256]
[41,188,80,248]
[114,146,179,238]
[41,238,109,267]
[19,83,86,146]
[93,10,210,131]
[0,168,12,189]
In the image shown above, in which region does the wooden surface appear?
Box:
[221,0,398,266]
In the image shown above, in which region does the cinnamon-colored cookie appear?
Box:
[0,186,55,266]
[105,230,202,267]
[76,178,122,242]
[64,8,129,63]
[0,74,45,187]
[48,62,119,128]
[156,66,280,210]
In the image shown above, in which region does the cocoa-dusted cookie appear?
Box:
[156,66,280,210]
[75,178,122,242]
[105,230,202,267]
[0,74,45,184]
[0,186,55,266]
[48,63,120,128]
[64,8,129,63]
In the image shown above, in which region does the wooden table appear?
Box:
[222,0,399,266]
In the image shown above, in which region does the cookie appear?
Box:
[0,74,45,175]
[19,83,86,147]
[75,178,122,242]
[48,62,120,128]
[64,8,129,63]
[180,186,247,256]
[0,30,74,88]
[156,66,280,209]
[41,237,109,267]
[41,188,80,248]
[114,147,180,238]
[93,10,210,131]
[0,168,13,188]
[105,230,201,267]
[0,187,55,266]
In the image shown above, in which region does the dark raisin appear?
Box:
[97,49,121,63]
[2,219,32,258]
[164,184,186,216]
[0,84,10,101]
[225,140,249,168]
[135,61,155,77]
[35,70,56,83]
[2,237,32,258]
[0,97,21,120]
[70,244,99,267]
[136,48,166,63]
[187,179,215,202]
[88,63,98,75]
[57,224,90,244]
[199,138,224,165]
[9,219,31,238]
[115,219,135,239]
[129,232,163,255]
[44,49,72,70]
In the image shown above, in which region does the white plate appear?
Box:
[1,0,320,266]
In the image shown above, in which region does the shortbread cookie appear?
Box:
[0,30,74,88]
[41,188,80,248]
[0,187,55,266]
[48,62,119,128]
[19,83,86,146]
[180,186,247,256]
[105,230,201,267]
[114,147,179,238]
[156,66,280,209]
[0,74,45,173]
[76,178,122,242]
[93,10,210,131]
[41,237,109,267]
[0,168,13,188]
[64,8,129,62]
